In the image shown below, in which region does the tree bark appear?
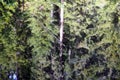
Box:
[59,0,64,80]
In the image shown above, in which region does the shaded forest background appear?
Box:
[0,0,120,80]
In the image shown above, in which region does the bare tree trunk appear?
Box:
[60,0,64,57]
[51,4,53,23]
[108,68,112,80]
[59,0,64,80]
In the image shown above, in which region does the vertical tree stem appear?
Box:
[60,0,64,57]
[59,0,64,80]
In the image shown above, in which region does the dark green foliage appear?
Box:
[0,0,120,80]
[63,0,120,80]
[0,0,31,80]
[26,0,120,80]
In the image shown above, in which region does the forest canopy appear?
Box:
[0,0,120,80]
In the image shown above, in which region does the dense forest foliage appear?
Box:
[0,0,120,80]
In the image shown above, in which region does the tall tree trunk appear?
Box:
[60,0,64,57]
[59,0,64,80]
